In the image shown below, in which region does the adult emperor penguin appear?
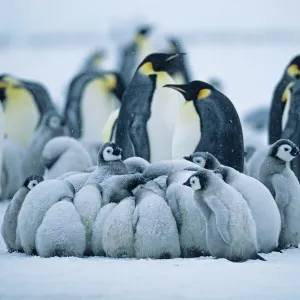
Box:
[42,136,93,180]
[184,170,264,262]
[64,71,125,140]
[17,179,75,255]
[36,199,86,258]
[73,184,102,255]
[214,166,281,253]
[268,55,300,144]
[133,181,181,259]
[281,79,300,182]
[115,52,185,162]
[22,112,66,179]
[119,25,153,85]
[164,81,244,172]
[85,142,128,185]
[0,75,56,146]
[259,139,300,249]
[1,175,44,252]
[102,196,135,258]
[166,182,208,257]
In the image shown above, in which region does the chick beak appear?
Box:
[183,180,191,187]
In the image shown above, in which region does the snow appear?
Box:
[0,201,300,299]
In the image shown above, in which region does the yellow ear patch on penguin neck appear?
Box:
[139,62,155,75]
[197,89,211,99]
[282,82,294,102]
[104,74,117,90]
[0,81,7,88]
[287,64,300,77]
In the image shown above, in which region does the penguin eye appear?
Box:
[106,148,112,154]
[191,179,196,185]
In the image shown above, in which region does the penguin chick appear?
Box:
[85,142,128,185]
[101,174,146,204]
[1,175,44,252]
[1,138,26,200]
[166,183,208,257]
[91,203,117,256]
[133,183,181,259]
[63,172,91,192]
[42,136,93,180]
[183,152,221,170]
[124,157,150,174]
[73,184,102,255]
[184,170,263,262]
[22,112,66,179]
[259,139,300,249]
[247,146,269,180]
[214,166,281,253]
[36,200,86,258]
[143,159,200,180]
[152,175,168,193]
[18,179,75,255]
[102,197,135,258]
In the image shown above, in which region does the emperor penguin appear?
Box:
[91,203,117,256]
[36,199,86,258]
[73,184,102,255]
[124,157,150,174]
[281,79,300,182]
[0,101,4,198]
[80,49,106,72]
[85,142,128,185]
[184,170,264,262]
[1,137,26,200]
[115,52,185,162]
[259,139,300,249]
[268,55,300,144]
[22,112,66,179]
[133,181,181,259]
[0,75,56,146]
[214,166,281,253]
[118,25,153,85]
[164,81,244,172]
[166,182,209,257]
[64,71,125,141]
[17,179,75,255]
[183,152,221,170]
[42,136,93,180]
[100,174,146,204]
[102,196,135,258]
[1,175,44,252]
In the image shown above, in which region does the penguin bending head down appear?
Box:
[164,81,244,172]
[184,170,264,262]
[184,152,221,170]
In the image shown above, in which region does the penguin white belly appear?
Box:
[172,101,201,159]
[0,104,4,197]
[4,91,39,147]
[36,200,86,258]
[147,76,183,163]
[102,108,119,143]
[282,97,291,131]
[81,81,117,141]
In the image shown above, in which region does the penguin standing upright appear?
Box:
[165,81,244,172]
[119,26,153,85]
[115,53,185,162]
[64,71,125,140]
[0,75,56,146]
[268,55,300,144]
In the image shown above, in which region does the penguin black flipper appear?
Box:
[273,247,283,253]
[253,254,267,261]
[129,116,151,162]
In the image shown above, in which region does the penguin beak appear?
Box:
[165,53,186,62]
[183,155,192,161]
[113,147,122,156]
[291,148,300,156]
[183,180,191,187]
[164,83,189,99]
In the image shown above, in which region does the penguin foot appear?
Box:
[273,247,283,253]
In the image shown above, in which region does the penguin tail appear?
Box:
[273,247,283,253]
[253,254,267,261]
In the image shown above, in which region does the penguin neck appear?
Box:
[260,156,287,175]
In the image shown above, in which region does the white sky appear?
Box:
[2,0,300,34]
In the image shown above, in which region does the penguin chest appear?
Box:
[147,86,182,163]
[4,93,39,147]
[81,82,119,141]
[282,98,291,131]
[172,101,201,159]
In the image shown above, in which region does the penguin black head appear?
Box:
[98,142,123,164]
[138,53,186,76]
[23,175,44,190]
[269,139,300,162]
[0,74,18,104]
[183,152,220,170]
[287,55,300,77]
[183,170,211,191]
[136,25,152,37]
[102,72,125,100]
[164,80,215,101]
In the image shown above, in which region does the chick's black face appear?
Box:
[164,80,215,101]
[183,170,210,191]
[23,174,44,190]
[99,142,123,163]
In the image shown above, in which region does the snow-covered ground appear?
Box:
[1,201,300,300]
